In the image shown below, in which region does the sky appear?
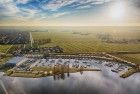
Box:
[0,0,140,26]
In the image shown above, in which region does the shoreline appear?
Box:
[5,67,101,78]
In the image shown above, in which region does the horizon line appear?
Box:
[0,25,140,27]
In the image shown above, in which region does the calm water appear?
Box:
[0,65,140,94]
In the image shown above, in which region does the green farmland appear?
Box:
[0,26,140,65]
[0,45,12,53]
[114,54,140,65]
[32,27,140,53]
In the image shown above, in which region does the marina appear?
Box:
[5,56,133,78]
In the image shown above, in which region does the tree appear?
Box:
[43,52,49,58]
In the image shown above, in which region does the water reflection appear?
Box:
[0,58,140,94]
[53,72,70,80]
[0,70,140,94]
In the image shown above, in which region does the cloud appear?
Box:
[0,0,12,4]
[76,5,91,9]
[41,0,112,11]
[0,0,113,22]
[52,12,70,18]
[0,0,20,16]
[129,0,140,8]
[0,0,40,21]
[18,8,39,20]
[15,0,30,4]
[41,0,77,11]
[91,1,104,5]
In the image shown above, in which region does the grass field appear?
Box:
[32,27,140,53]
[0,45,12,53]
[114,54,140,65]
[0,57,11,64]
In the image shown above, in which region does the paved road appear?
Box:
[30,32,34,47]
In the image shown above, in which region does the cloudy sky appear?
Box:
[0,0,140,26]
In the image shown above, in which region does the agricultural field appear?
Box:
[0,57,11,64]
[114,54,140,65]
[32,26,140,53]
[0,45,12,53]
